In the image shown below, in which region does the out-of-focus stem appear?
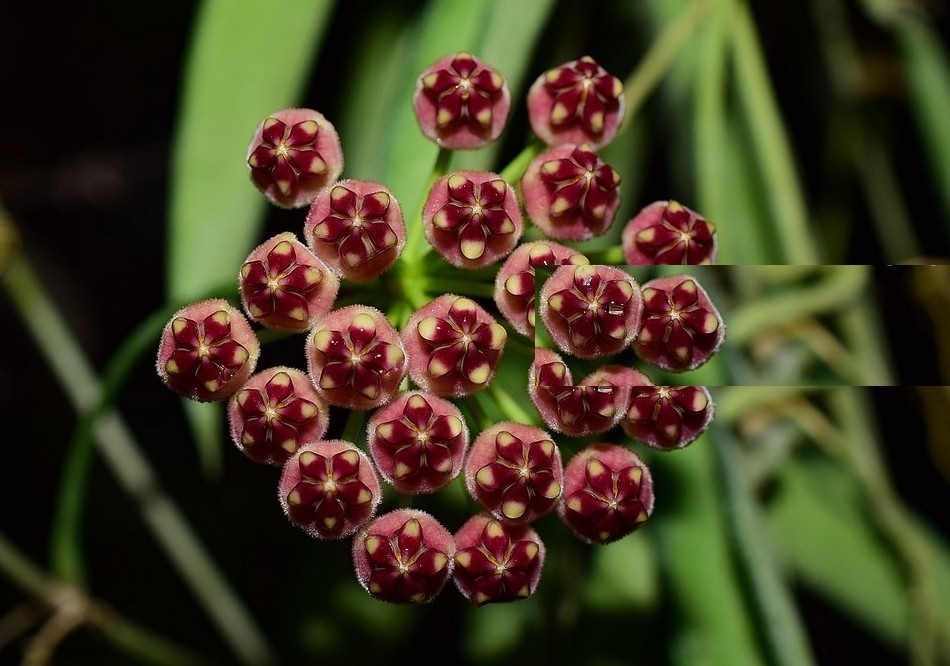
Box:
[0,231,276,665]
[0,533,209,666]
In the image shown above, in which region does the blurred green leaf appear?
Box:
[767,456,908,647]
[897,18,950,237]
[167,0,336,469]
[653,440,766,666]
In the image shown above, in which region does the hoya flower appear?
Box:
[227,367,329,466]
[494,241,589,338]
[526,56,625,149]
[246,108,343,208]
[353,509,455,604]
[278,440,381,539]
[306,306,407,410]
[413,52,511,149]
[622,200,717,265]
[632,275,725,372]
[621,385,714,450]
[539,264,642,359]
[465,422,563,525]
[527,348,573,429]
[422,171,522,269]
[402,295,507,397]
[157,299,260,402]
[304,180,406,283]
[521,144,621,241]
[453,514,545,606]
[367,392,469,494]
[238,232,339,331]
[558,443,654,544]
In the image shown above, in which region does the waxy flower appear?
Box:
[621,386,714,450]
[414,52,511,149]
[528,352,647,438]
[278,440,381,539]
[622,200,717,265]
[539,264,642,359]
[521,144,621,241]
[453,515,545,606]
[306,306,407,410]
[422,171,522,269]
[526,56,625,149]
[494,241,589,338]
[227,367,329,466]
[367,392,468,494]
[353,509,455,604]
[559,444,654,544]
[403,295,507,397]
[304,180,406,282]
[246,108,343,208]
[465,422,563,525]
[239,232,339,331]
[632,275,725,372]
[157,299,259,402]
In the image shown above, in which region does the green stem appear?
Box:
[712,425,817,666]
[0,532,210,666]
[341,408,368,448]
[584,247,625,265]
[1,249,275,666]
[623,0,712,127]
[829,390,943,665]
[405,147,453,263]
[730,2,817,263]
[421,277,496,299]
[487,380,537,426]
[498,138,545,185]
[50,303,182,584]
[729,266,867,345]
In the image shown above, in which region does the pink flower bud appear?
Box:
[526,56,625,149]
[238,232,339,331]
[353,509,455,604]
[367,391,469,494]
[304,180,406,283]
[559,443,654,544]
[621,386,714,450]
[413,53,511,149]
[278,440,381,539]
[494,240,589,337]
[521,144,621,241]
[422,171,522,269]
[622,200,717,265]
[632,275,725,372]
[528,348,573,430]
[156,299,260,402]
[306,306,407,410]
[464,422,563,525]
[227,367,329,466]
[403,295,507,397]
[539,264,642,359]
[246,108,343,208]
[453,514,545,606]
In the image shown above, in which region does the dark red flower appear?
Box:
[413,53,511,149]
[353,510,455,604]
[246,108,343,208]
[157,299,259,402]
[278,440,381,539]
[559,443,654,544]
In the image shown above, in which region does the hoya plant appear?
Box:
[1,2,949,665]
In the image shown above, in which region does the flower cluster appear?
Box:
[157,53,724,606]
